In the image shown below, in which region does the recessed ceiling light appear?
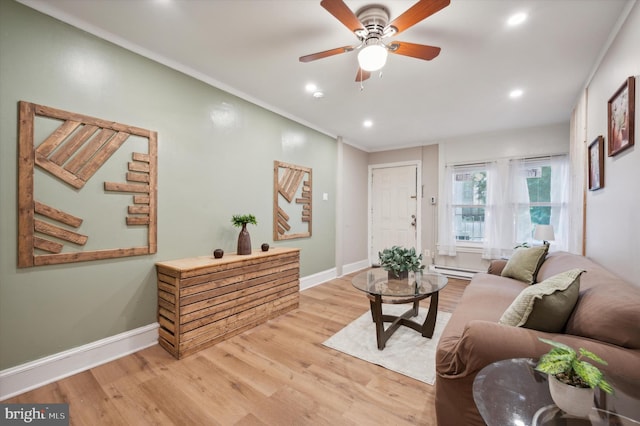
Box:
[507,12,527,27]
[509,89,524,99]
[305,83,317,93]
[363,120,373,128]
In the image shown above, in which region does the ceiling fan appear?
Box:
[299,0,450,82]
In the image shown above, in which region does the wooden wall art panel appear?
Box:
[17,101,157,267]
[273,161,312,240]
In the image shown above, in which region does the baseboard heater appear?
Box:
[428,264,482,279]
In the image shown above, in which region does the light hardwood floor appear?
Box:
[6,272,468,425]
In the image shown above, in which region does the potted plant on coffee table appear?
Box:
[232,214,257,255]
[378,246,425,281]
[535,338,613,417]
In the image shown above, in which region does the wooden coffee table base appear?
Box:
[367,291,439,350]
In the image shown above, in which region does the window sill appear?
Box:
[437,243,484,254]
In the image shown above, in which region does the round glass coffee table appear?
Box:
[473,358,640,425]
[351,269,448,350]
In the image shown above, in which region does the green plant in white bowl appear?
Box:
[536,338,612,392]
[535,338,612,417]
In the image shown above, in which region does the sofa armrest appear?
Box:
[487,259,508,275]
[437,320,550,378]
[437,319,640,383]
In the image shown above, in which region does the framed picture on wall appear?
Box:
[607,76,635,156]
[588,135,604,191]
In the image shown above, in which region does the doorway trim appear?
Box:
[368,160,422,265]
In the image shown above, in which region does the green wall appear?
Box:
[0,0,337,369]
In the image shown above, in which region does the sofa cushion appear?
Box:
[499,268,583,332]
[566,280,640,349]
[537,252,640,349]
[501,245,549,284]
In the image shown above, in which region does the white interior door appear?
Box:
[370,164,419,265]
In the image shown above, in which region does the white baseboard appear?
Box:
[299,267,337,290]
[0,266,355,400]
[0,323,159,401]
[340,259,370,276]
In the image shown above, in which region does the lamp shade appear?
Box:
[534,224,555,243]
[357,44,388,72]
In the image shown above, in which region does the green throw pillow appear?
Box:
[499,268,584,332]
[501,245,549,284]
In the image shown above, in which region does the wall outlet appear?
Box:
[430,196,437,205]
[424,249,431,259]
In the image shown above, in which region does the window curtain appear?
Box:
[510,155,569,251]
[510,158,534,246]
[438,165,457,256]
[549,155,569,251]
[443,155,569,258]
[482,160,513,259]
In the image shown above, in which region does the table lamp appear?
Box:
[534,224,555,245]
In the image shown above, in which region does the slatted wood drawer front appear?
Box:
[155,247,300,359]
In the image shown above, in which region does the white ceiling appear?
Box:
[19,0,631,151]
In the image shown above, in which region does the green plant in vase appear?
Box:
[231,214,257,228]
[378,246,424,279]
[232,214,257,255]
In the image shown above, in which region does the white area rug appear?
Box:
[323,305,451,385]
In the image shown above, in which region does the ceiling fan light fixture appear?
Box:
[358,44,388,72]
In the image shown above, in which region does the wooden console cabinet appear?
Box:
[155,247,300,359]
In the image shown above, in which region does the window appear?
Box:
[452,166,486,242]
[513,156,568,246]
[440,155,569,257]
[525,163,552,227]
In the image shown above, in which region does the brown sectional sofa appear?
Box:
[435,251,640,425]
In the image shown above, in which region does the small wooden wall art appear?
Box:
[273,161,312,240]
[17,101,157,267]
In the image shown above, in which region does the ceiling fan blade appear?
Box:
[355,68,371,82]
[299,45,355,63]
[387,0,450,35]
[320,0,364,33]
[388,41,441,60]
